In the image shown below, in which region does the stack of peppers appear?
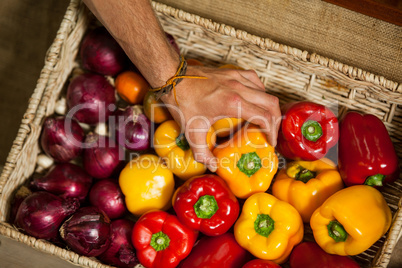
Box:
[118,100,399,268]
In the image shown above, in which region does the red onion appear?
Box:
[98,219,138,267]
[89,179,126,219]
[31,163,92,202]
[16,191,79,241]
[60,206,111,257]
[9,186,32,224]
[166,32,180,54]
[83,133,121,179]
[41,116,84,162]
[115,106,151,151]
[67,73,116,125]
[80,27,128,76]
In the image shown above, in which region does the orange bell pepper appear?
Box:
[213,124,278,199]
[272,158,344,222]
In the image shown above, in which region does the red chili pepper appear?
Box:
[338,112,399,186]
[178,233,252,268]
[132,210,198,268]
[242,259,282,268]
[289,241,360,268]
[277,101,338,160]
[173,174,240,236]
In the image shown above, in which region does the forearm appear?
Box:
[82,0,180,89]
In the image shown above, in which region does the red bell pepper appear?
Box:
[277,101,338,160]
[242,259,281,268]
[178,233,251,268]
[173,174,240,236]
[338,112,399,186]
[132,210,198,268]
[289,241,360,268]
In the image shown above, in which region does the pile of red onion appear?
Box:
[15,28,184,268]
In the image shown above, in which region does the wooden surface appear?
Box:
[0,234,77,268]
[324,0,402,26]
[0,0,401,267]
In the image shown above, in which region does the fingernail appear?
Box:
[208,165,217,173]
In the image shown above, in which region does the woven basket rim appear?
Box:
[151,1,401,94]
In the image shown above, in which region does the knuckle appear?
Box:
[272,96,280,106]
[226,79,243,89]
[228,93,242,106]
[193,153,206,163]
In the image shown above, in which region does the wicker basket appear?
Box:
[0,0,401,267]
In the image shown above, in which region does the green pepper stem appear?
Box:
[327,220,348,242]
[254,214,275,237]
[296,169,316,183]
[237,152,262,177]
[364,174,385,187]
[194,195,219,219]
[175,133,190,151]
[150,231,170,251]
[301,120,323,142]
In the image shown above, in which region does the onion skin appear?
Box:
[98,219,138,267]
[67,73,116,125]
[80,27,128,76]
[116,106,151,151]
[83,133,121,179]
[40,116,84,162]
[31,163,93,202]
[9,186,32,224]
[60,206,111,257]
[16,191,80,241]
[166,32,180,55]
[89,179,127,219]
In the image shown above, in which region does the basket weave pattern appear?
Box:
[0,0,401,267]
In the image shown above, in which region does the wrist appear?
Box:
[147,51,181,88]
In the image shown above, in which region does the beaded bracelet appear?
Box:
[149,55,206,106]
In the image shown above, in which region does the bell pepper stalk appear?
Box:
[172,174,240,236]
[132,210,198,268]
[234,193,303,264]
[242,259,282,268]
[310,185,392,256]
[338,112,399,187]
[153,120,216,180]
[289,241,360,268]
[178,233,252,268]
[277,101,338,161]
[119,154,174,216]
[213,124,278,199]
[272,158,344,222]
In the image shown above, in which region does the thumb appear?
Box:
[185,124,217,172]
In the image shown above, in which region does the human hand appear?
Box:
[161,65,281,172]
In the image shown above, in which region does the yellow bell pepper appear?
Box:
[154,120,215,180]
[119,154,174,216]
[234,192,303,264]
[212,117,244,137]
[272,158,344,223]
[310,185,392,256]
[213,124,278,198]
